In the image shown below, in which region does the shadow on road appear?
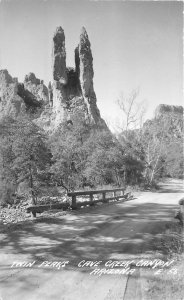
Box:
[0,201,180,270]
[0,180,183,300]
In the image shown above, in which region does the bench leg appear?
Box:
[32,211,36,218]
[71,195,77,210]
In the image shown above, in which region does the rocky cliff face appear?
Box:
[0,26,107,131]
[0,69,48,119]
[143,104,183,140]
[24,73,49,105]
[0,70,26,118]
[155,104,183,137]
[155,104,183,118]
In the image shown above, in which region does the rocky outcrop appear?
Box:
[0,70,47,119]
[24,73,49,104]
[52,27,67,84]
[155,104,183,136]
[17,83,42,112]
[0,70,26,118]
[0,26,108,131]
[50,26,107,129]
[51,27,68,127]
[155,104,183,118]
[78,27,102,124]
[144,104,183,140]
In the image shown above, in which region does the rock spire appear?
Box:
[0,26,108,131]
[78,27,102,123]
[52,26,67,84]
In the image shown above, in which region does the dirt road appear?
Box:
[0,179,183,300]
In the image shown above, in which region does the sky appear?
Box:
[0,0,183,129]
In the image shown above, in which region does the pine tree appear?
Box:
[0,117,51,205]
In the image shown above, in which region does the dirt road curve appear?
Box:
[0,179,183,300]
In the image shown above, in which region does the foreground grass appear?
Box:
[143,222,184,300]
[145,258,184,300]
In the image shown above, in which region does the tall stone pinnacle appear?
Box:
[79,27,94,82]
[52,26,67,84]
[0,27,108,131]
[78,27,101,123]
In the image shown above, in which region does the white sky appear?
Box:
[0,0,183,128]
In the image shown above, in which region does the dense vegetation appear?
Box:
[0,103,183,206]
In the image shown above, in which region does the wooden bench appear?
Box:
[27,202,70,218]
[67,187,130,210]
[27,187,130,217]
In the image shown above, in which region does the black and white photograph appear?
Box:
[0,0,183,299]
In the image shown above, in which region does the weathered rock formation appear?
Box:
[24,73,49,104]
[17,83,42,112]
[51,26,106,129]
[0,70,26,118]
[52,27,67,84]
[0,26,107,131]
[78,27,102,124]
[143,104,183,140]
[155,104,183,118]
[0,69,49,119]
[154,104,183,136]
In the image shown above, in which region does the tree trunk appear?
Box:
[114,168,121,187]
[29,165,36,205]
[150,154,161,184]
[124,170,126,185]
[150,170,155,184]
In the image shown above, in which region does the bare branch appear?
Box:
[116,88,146,134]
